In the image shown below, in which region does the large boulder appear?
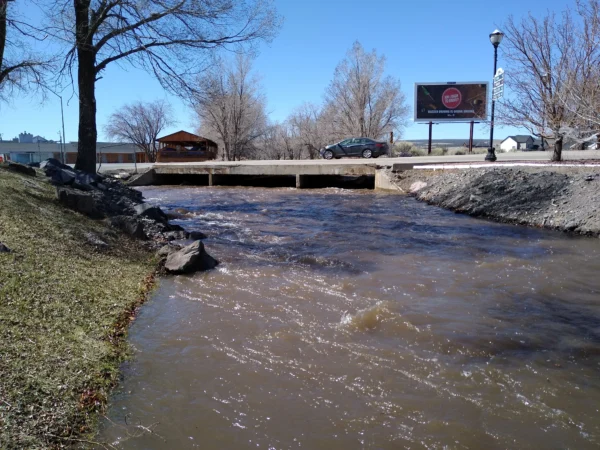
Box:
[73,172,99,191]
[156,243,183,258]
[40,158,72,171]
[50,168,76,186]
[165,241,219,274]
[6,162,36,177]
[109,216,147,240]
[56,187,104,219]
[134,203,169,223]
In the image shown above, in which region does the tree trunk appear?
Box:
[0,0,7,80]
[74,0,97,173]
[552,135,563,161]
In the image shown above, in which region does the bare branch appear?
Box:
[104,99,175,162]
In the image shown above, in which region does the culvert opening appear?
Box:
[212,175,297,188]
[153,173,210,186]
[299,175,375,190]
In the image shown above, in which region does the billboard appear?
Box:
[414,82,488,122]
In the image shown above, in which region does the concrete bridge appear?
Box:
[129,158,409,190]
[119,151,600,190]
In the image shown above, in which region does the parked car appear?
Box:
[320,137,389,159]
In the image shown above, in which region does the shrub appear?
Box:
[392,142,416,156]
[409,147,426,156]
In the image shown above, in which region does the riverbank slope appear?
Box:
[392,166,600,236]
[0,167,155,448]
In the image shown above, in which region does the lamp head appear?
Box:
[490,29,504,47]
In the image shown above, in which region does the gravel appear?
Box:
[392,166,600,236]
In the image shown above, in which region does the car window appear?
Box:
[362,138,374,144]
[339,139,352,146]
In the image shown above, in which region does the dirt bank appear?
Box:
[392,166,600,236]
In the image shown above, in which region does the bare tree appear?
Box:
[556,0,600,147]
[194,54,268,161]
[251,123,285,160]
[104,100,174,162]
[277,121,303,160]
[39,0,279,172]
[0,0,48,103]
[498,2,598,160]
[288,103,333,159]
[324,41,409,140]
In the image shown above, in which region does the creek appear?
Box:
[100,186,600,449]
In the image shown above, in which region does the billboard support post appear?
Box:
[428,121,433,155]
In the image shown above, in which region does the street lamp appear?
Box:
[47,89,67,164]
[486,29,504,162]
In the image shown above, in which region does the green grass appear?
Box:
[0,167,156,448]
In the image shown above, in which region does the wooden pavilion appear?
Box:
[155,130,218,162]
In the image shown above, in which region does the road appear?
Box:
[96,150,600,173]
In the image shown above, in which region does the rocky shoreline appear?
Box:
[391,166,600,237]
[38,158,218,273]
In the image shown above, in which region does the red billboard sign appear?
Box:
[414,82,488,122]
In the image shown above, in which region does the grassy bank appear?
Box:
[0,166,156,448]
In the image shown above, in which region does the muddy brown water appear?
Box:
[100,187,600,449]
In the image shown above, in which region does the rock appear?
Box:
[156,244,180,257]
[162,230,189,241]
[165,241,219,274]
[188,231,207,240]
[70,171,104,191]
[84,232,109,249]
[56,187,104,219]
[409,181,428,193]
[109,216,147,240]
[133,203,169,223]
[115,172,131,180]
[40,158,71,171]
[157,245,172,257]
[50,168,76,186]
[6,162,36,176]
[0,242,11,253]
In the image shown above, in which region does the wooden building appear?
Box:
[156,131,218,163]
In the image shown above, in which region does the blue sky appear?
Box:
[0,0,573,143]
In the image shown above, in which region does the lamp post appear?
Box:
[486,29,504,162]
[48,89,67,164]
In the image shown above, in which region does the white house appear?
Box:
[500,135,535,151]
